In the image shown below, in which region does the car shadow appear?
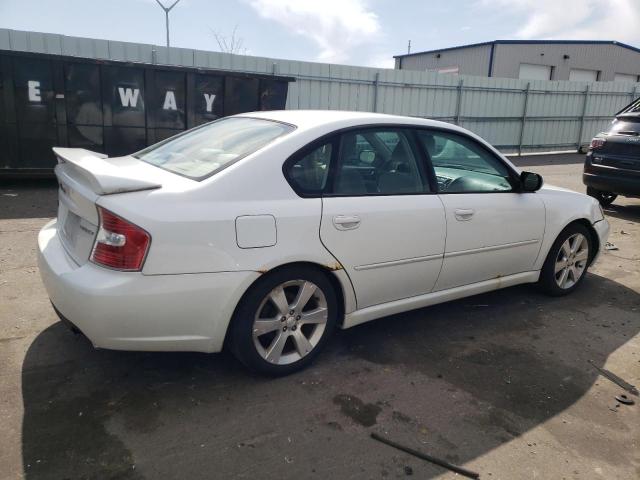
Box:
[21,273,640,479]
[603,202,640,222]
[0,180,58,220]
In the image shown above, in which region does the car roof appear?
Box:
[232,109,517,172]
[236,109,458,132]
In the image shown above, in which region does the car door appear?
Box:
[415,129,545,291]
[317,127,446,309]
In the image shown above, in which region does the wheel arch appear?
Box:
[545,218,600,266]
[222,261,349,350]
[571,218,600,265]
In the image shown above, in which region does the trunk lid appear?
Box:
[598,136,640,172]
[597,118,640,172]
[53,148,167,265]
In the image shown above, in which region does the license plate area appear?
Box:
[57,190,98,265]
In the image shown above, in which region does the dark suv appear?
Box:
[583,100,640,206]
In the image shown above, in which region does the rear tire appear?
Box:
[586,187,617,207]
[229,266,337,376]
[538,223,592,296]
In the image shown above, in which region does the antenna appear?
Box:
[407,40,411,54]
[154,0,182,48]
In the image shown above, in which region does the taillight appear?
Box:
[589,137,606,150]
[91,207,150,271]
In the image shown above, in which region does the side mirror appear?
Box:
[520,171,543,192]
[359,150,376,164]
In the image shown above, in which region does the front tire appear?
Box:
[229,266,338,376]
[586,187,617,207]
[538,223,592,296]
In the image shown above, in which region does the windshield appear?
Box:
[134,117,294,180]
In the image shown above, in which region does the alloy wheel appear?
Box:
[554,233,589,289]
[252,280,328,365]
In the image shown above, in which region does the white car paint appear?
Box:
[38,110,609,353]
[320,195,446,308]
[435,192,545,290]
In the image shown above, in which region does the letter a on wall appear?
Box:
[163,91,177,110]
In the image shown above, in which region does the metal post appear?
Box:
[518,82,530,156]
[454,78,464,125]
[372,72,380,113]
[165,10,170,48]
[576,85,590,152]
[154,0,181,48]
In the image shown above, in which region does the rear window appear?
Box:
[608,119,640,135]
[134,117,294,180]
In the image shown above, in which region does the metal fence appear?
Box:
[2,28,640,155]
[279,65,640,154]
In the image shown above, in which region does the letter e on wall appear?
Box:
[28,80,41,102]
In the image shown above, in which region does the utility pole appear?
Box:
[154,0,182,48]
[407,40,411,54]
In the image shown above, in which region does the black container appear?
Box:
[0,50,293,176]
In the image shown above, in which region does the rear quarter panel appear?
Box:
[96,136,357,313]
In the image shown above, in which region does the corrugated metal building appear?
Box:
[1,28,639,164]
[394,40,640,83]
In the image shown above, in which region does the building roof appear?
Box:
[394,40,640,59]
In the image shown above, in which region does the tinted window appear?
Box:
[417,130,512,193]
[135,117,293,180]
[286,143,332,194]
[333,129,428,195]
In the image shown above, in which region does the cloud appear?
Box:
[366,52,395,69]
[480,0,640,45]
[246,0,381,63]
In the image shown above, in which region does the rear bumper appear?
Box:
[583,155,640,197]
[583,172,640,197]
[37,219,259,353]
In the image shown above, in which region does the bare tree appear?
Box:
[210,25,247,55]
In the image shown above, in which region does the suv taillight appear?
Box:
[589,137,606,150]
[91,207,150,271]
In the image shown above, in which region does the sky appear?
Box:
[1,0,639,69]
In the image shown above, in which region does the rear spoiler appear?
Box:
[53,148,162,195]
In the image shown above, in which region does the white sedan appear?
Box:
[38,111,609,375]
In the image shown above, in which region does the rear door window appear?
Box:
[332,129,429,195]
[285,142,333,195]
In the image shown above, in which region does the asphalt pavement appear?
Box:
[1,153,639,479]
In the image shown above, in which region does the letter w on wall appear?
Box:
[118,87,140,107]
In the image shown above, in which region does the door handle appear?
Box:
[333,215,361,230]
[454,208,475,221]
